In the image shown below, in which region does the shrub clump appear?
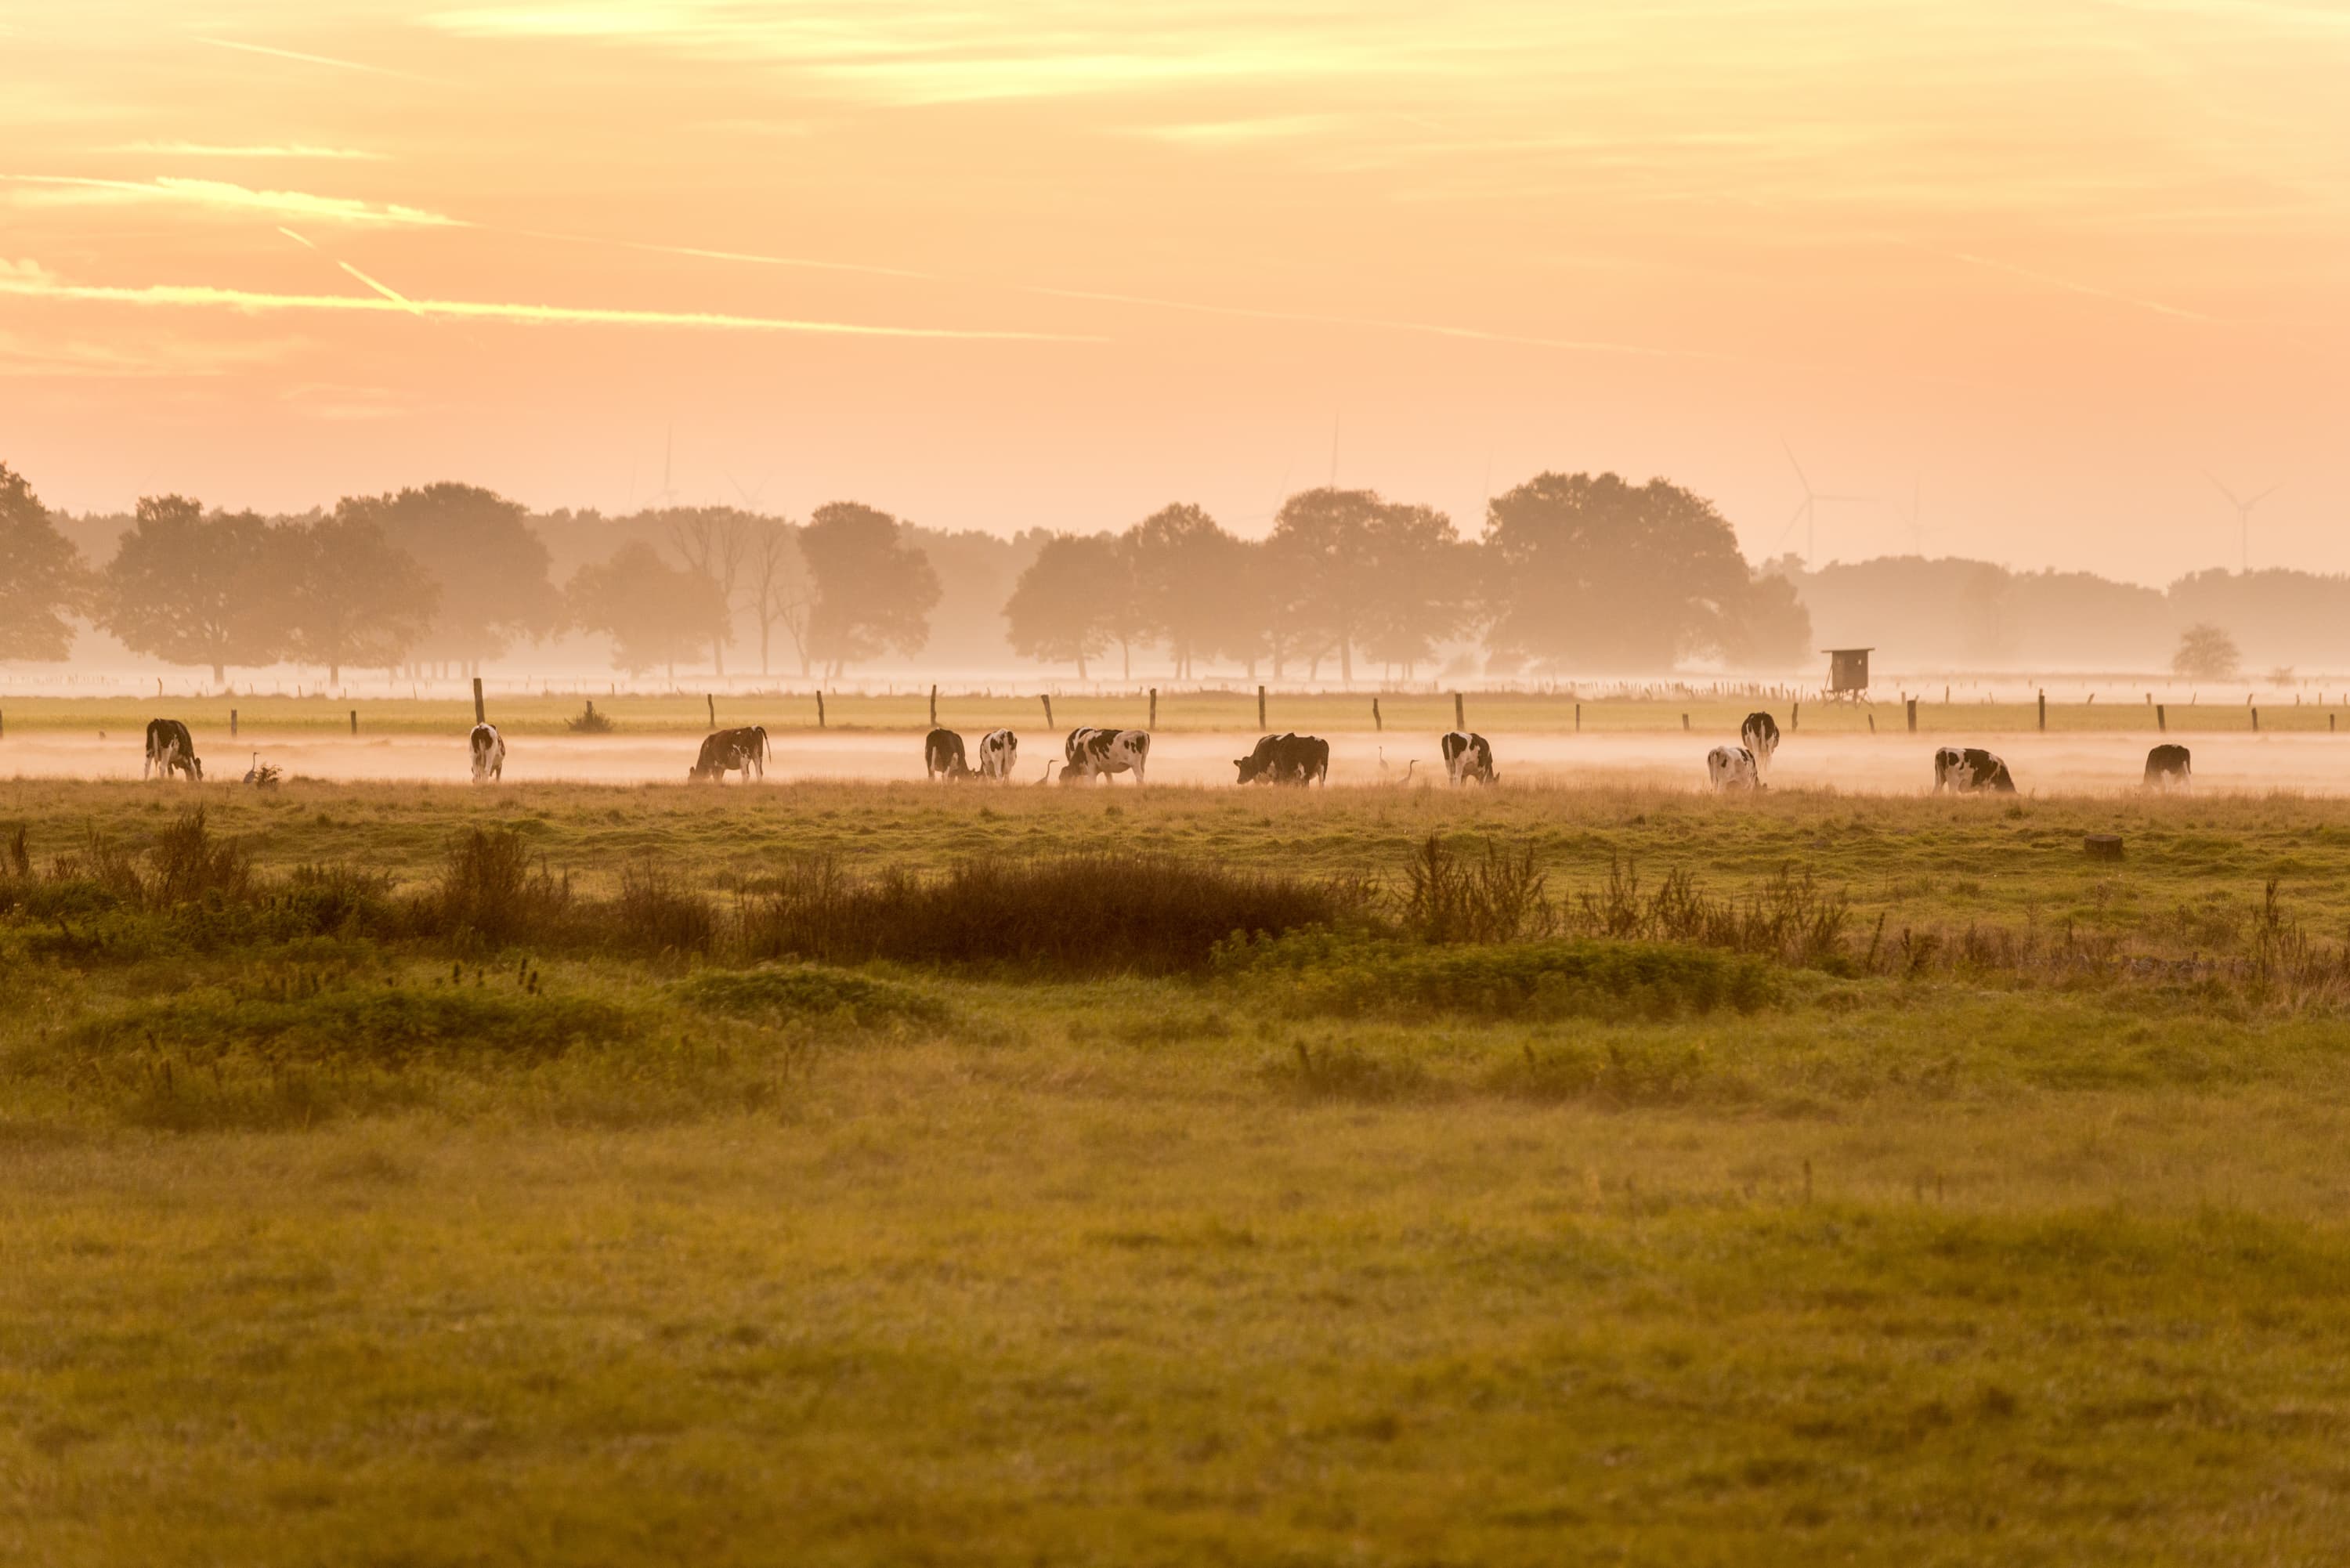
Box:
[738,852,1370,975]
[1216,930,1777,1020]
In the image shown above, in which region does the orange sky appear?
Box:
[4,1,2344,583]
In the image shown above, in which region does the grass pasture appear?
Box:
[5,686,2348,737]
[7,777,2350,1563]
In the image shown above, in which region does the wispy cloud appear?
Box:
[0,267,1097,341]
[1129,114,1344,146]
[3,175,458,227]
[100,142,389,162]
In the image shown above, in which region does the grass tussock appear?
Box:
[1217,930,1777,1020]
[737,852,1370,974]
[668,964,948,1031]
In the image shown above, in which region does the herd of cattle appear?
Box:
[134,713,2201,793]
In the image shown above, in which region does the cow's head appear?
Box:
[1234,756,1265,783]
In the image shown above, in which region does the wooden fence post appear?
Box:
[2251,708,2260,732]
[1257,685,1266,730]
[472,677,485,726]
[230,709,238,738]
[929,685,938,728]
[1791,701,1799,732]
[1907,698,1917,732]
[2037,690,2046,731]
[1575,703,1581,732]
[1867,714,1876,733]
[1681,713,1690,732]
[2157,703,2166,732]
[1453,692,1465,731]
[707,694,717,729]
[815,692,826,729]
[1041,694,1054,729]
[349,710,358,735]
[1371,698,1382,732]
[1148,688,1157,729]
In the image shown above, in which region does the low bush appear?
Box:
[738,852,1372,975]
[1216,930,1778,1020]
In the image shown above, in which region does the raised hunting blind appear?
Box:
[1824,647,1874,697]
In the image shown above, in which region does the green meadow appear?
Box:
[6,777,2350,1563]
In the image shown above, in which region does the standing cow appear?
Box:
[975,728,1018,780]
[143,718,201,781]
[924,728,971,780]
[468,722,506,782]
[1058,727,1151,784]
[1933,746,2016,794]
[1740,711,1781,777]
[1707,744,1762,791]
[689,725,769,783]
[1235,732,1331,786]
[1441,731,1496,786]
[2143,743,2192,789]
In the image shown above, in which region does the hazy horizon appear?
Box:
[5,2,2345,586]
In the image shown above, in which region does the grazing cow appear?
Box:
[925,727,972,780]
[1058,727,1150,784]
[143,718,201,781]
[1740,711,1781,776]
[975,728,1018,780]
[689,724,769,783]
[1707,744,1762,791]
[2143,743,2193,789]
[1441,731,1496,786]
[468,722,506,782]
[1933,746,2017,794]
[1235,732,1331,786]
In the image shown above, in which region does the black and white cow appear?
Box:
[468,722,506,782]
[143,717,201,781]
[975,728,1018,780]
[1058,727,1150,784]
[2143,743,2192,789]
[1933,746,2016,794]
[1235,732,1331,786]
[1740,711,1781,776]
[1441,731,1495,786]
[1707,744,1762,791]
[925,728,971,780]
[689,724,768,783]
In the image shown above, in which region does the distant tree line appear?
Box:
[23,450,2348,685]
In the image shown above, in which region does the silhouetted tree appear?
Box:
[567,541,725,679]
[1267,488,1383,683]
[800,502,942,677]
[1358,500,1474,678]
[334,483,559,673]
[743,515,812,677]
[0,462,89,662]
[285,515,440,685]
[1003,533,1126,678]
[1482,472,1752,672]
[1715,570,1813,668]
[100,496,287,685]
[2173,623,2240,681]
[656,506,754,675]
[1126,503,1247,678]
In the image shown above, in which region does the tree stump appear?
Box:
[2084,834,2124,862]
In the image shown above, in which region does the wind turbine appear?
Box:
[649,424,680,509]
[1779,443,1873,568]
[1895,475,1930,556]
[723,468,772,513]
[2204,472,2279,575]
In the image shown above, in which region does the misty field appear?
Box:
[9,778,2350,1563]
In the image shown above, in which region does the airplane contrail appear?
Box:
[0,271,1100,341]
[197,37,444,85]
